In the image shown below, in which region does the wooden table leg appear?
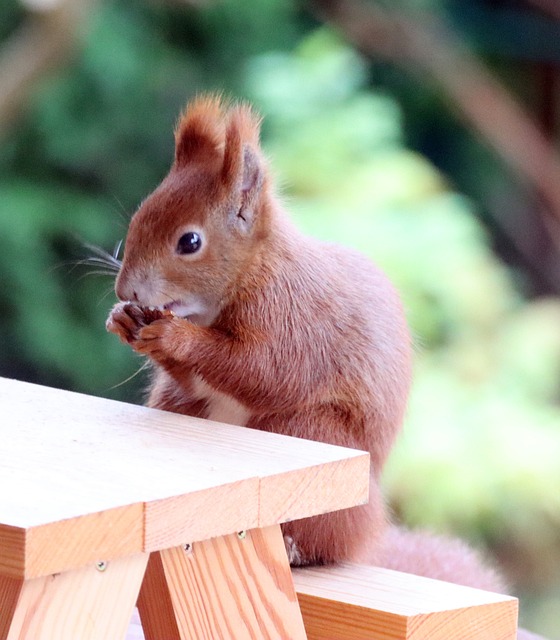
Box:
[0,553,148,640]
[138,524,307,640]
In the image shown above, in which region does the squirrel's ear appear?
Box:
[222,105,264,232]
[174,95,224,167]
[240,145,261,195]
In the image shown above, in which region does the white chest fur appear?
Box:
[190,374,251,427]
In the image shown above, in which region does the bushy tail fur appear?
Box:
[376,525,507,592]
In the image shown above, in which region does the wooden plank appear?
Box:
[0,377,369,578]
[0,379,263,529]
[0,553,148,640]
[259,454,370,526]
[138,525,307,640]
[293,564,518,640]
[143,480,259,553]
[0,528,24,582]
[137,552,182,640]
[0,574,21,640]
[0,505,143,581]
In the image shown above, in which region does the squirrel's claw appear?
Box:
[106,302,145,344]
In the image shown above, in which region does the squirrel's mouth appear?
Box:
[160,300,192,318]
[149,297,218,327]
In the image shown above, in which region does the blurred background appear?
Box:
[1,0,559,635]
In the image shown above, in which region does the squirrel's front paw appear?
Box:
[283,535,303,567]
[106,302,142,344]
[106,302,169,345]
[134,317,186,361]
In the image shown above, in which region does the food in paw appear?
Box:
[140,306,175,324]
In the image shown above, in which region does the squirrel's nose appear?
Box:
[115,271,136,302]
[115,265,154,304]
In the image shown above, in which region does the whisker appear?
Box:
[80,256,117,265]
[98,284,117,306]
[84,266,119,276]
[83,242,123,271]
[76,270,120,282]
[107,360,150,391]
[48,259,82,275]
[113,239,123,261]
[107,193,133,230]
[74,258,119,271]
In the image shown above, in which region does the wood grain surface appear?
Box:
[293,563,518,640]
[0,377,369,579]
[1,553,148,640]
[139,526,306,640]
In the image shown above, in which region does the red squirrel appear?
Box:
[106,94,410,566]
[106,96,547,639]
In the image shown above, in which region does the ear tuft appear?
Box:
[221,103,263,188]
[174,93,226,167]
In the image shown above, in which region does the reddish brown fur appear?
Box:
[174,95,225,166]
[107,94,411,564]
[377,526,507,592]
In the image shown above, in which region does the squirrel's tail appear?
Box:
[375,525,506,592]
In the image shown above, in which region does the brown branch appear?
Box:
[525,0,560,21]
[312,0,560,252]
[0,0,94,135]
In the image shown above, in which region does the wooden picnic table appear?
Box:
[0,377,369,639]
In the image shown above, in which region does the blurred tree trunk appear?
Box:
[0,0,95,135]
[526,0,560,21]
[312,0,560,295]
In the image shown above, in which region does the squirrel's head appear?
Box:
[115,94,269,326]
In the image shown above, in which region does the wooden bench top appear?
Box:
[0,377,369,580]
[293,564,518,640]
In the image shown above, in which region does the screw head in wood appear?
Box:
[95,560,108,572]
[183,543,192,554]
[237,530,246,539]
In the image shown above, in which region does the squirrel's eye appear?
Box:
[176,231,202,255]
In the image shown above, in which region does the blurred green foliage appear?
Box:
[1,0,559,635]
